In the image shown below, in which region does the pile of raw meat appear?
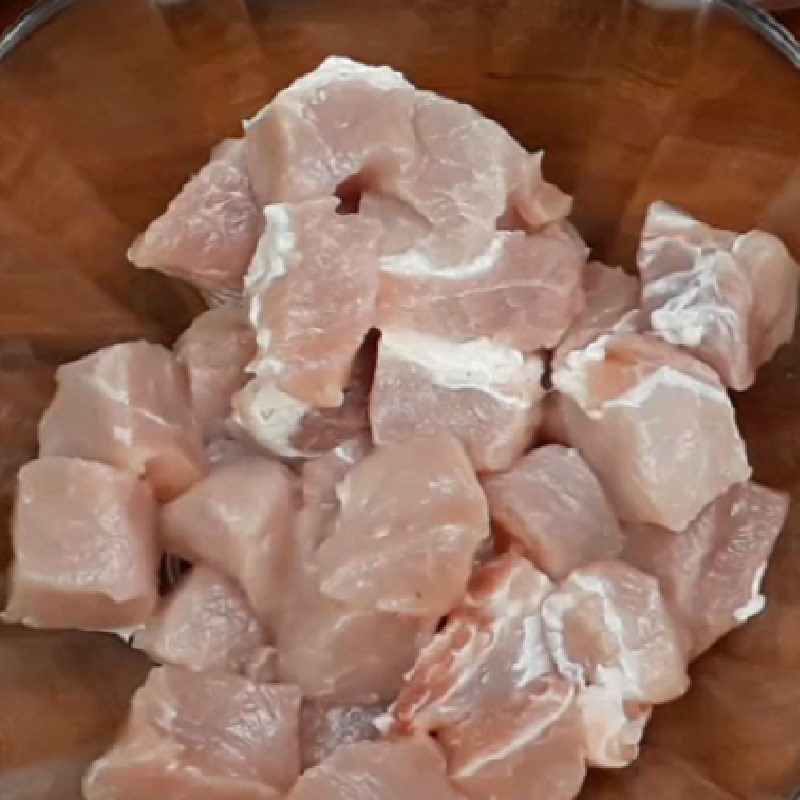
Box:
[3,57,798,799]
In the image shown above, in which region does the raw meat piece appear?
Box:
[174,305,256,439]
[552,332,751,531]
[83,666,301,799]
[385,91,571,265]
[160,457,296,614]
[2,457,158,631]
[316,435,490,614]
[555,261,641,365]
[38,341,206,501]
[638,201,799,390]
[128,138,263,293]
[244,57,417,205]
[273,583,423,705]
[438,676,586,800]
[376,228,586,352]
[370,331,545,471]
[131,565,273,679]
[245,197,382,407]
[623,481,788,657]
[576,685,651,768]
[300,699,382,768]
[287,735,463,800]
[392,553,554,732]
[542,561,689,705]
[483,445,624,580]
[230,333,374,459]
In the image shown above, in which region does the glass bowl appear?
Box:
[1,1,799,797]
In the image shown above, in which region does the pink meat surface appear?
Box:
[542,561,689,705]
[3,457,158,631]
[392,553,554,732]
[273,584,424,705]
[316,435,490,614]
[230,334,374,459]
[555,261,641,365]
[483,445,624,580]
[83,666,300,799]
[370,331,545,471]
[438,676,586,800]
[376,228,585,352]
[623,481,788,657]
[300,699,382,769]
[244,57,417,206]
[128,138,263,293]
[552,332,751,531]
[637,201,799,390]
[174,305,256,439]
[38,341,206,501]
[245,197,382,407]
[287,735,463,800]
[160,457,296,615]
[132,564,274,680]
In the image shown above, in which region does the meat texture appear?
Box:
[132,565,274,680]
[370,331,545,471]
[160,457,296,614]
[287,736,463,800]
[392,553,554,732]
[623,481,788,657]
[245,197,382,407]
[300,699,382,769]
[39,341,206,501]
[316,435,490,614]
[555,261,641,365]
[376,228,585,352]
[483,445,624,580]
[552,332,751,531]
[542,561,689,706]
[3,457,158,631]
[128,138,263,293]
[438,676,586,800]
[174,305,256,439]
[638,201,799,390]
[83,666,301,799]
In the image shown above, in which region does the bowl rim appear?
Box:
[1,0,799,70]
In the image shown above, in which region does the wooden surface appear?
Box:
[0,1,800,797]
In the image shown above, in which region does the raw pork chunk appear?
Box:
[230,335,374,459]
[555,261,641,365]
[316,435,490,614]
[174,305,256,439]
[245,197,382,407]
[39,341,206,501]
[300,699,382,769]
[542,561,689,706]
[552,332,751,531]
[3,457,158,631]
[370,331,545,471]
[438,676,586,800]
[160,457,296,614]
[244,57,417,205]
[287,736,463,800]
[484,445,624,580]
[132,565,274,680]
[83,666,301,799]
[392,553,554,732]
[638,201,799,390]
[274,584,423,705]
[623,481,788,657]
[376,228,585,352]
[128,138,263,294]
